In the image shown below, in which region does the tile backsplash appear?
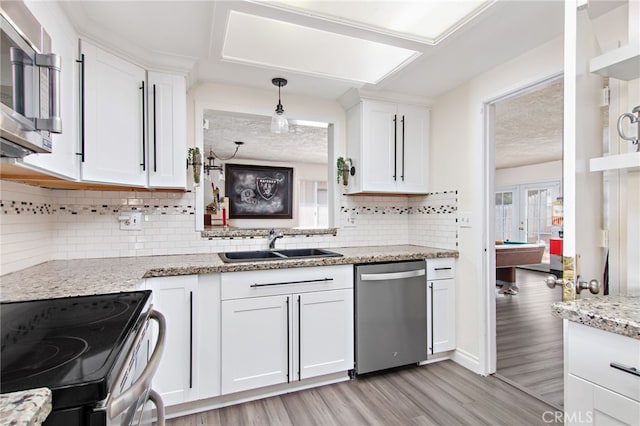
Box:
[0,181,457,275]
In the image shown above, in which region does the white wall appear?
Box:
[430,35,564,373]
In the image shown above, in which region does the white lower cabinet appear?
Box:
[565,321,640,425]
[145,275,198,406]
[221,295,289,392]
[426,258,456,355]
[220,265,354,395]
[567,374,640,426]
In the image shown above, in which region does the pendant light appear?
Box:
[270,77,289,134]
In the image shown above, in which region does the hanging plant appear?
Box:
[336,157,353,186]
[187,147,202,185]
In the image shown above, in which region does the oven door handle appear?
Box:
[108,309,166,421]
[146,389,165,426]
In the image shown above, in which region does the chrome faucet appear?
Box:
[268,228,284,249]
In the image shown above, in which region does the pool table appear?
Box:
[495,242,545,285]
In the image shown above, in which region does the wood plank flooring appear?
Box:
[167,360,557,426]
[495,269,564,409]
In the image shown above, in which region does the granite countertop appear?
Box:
[0,388,51,426]
[551,295,640,339]
[0,245,458,302]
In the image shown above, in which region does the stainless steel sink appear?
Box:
[218,248,342,263]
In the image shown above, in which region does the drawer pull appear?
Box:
[610,362,640,377]
[251,278,333,288]
[433,267,452,271]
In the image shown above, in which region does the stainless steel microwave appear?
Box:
[0,1,61,158]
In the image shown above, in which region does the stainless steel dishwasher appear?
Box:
[355,260,427,374]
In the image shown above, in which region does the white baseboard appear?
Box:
[165,372,350,419]
[451,348,482,375]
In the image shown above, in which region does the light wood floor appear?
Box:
[496,269,564,409]
[167,360,556,426]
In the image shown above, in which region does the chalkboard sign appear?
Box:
[225,164,293,219]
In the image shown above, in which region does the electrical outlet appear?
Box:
[119,212,143,231]
[458,211,472,228]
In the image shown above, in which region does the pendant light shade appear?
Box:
[271,77,289,134]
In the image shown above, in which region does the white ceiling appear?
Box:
[203,110,328,165]
[495,80,564,169]
[58,0,567,100]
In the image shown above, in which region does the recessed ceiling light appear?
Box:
[265,0,495,44]
[222,10,420,84]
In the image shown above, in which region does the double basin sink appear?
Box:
[219,248,342,263]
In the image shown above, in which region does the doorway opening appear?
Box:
[485,75,565,410]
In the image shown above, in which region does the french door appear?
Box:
[496,182,561,264]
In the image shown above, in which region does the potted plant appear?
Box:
[336,156,353,186]
[187,147,202,185]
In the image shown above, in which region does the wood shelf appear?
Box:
[0,161,188,191]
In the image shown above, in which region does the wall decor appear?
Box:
[225,164,293,218]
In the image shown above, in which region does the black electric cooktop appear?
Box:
[0,291,151,409]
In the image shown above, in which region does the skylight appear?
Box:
[268,1,495,44]
[222,10,421,84]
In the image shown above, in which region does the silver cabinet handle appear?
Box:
[361,269,425,281]
[610,362,640,377]
[108,309,166,420]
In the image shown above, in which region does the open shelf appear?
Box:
[589,151,640,172]
[589,43,640,81]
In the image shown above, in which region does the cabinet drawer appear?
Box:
[426,258,455,280]
[221,265,353,300]
[567,321,640,402]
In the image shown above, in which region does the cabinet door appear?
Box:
[145,275,197,406]
[22,1,79,180]
[566,374,640,426]
[196,273,221,400]
[221,295,290,394]
[428,278,456,354]
[147,72,186,188]
[296,289,354,380]
[397,105,429,193]
[80,40,147,186]
[361,100,398,192]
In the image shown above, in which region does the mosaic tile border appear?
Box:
[0,201,195,216]
[340,190,458,215]
[339,205,457,215]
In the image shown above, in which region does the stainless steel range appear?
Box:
[1,291,166,426]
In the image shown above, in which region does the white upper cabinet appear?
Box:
[346,99,429,194]
[80,39,147,186]
[147,72,186,188]
[22,1,79,180]
[78,40,187,188]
